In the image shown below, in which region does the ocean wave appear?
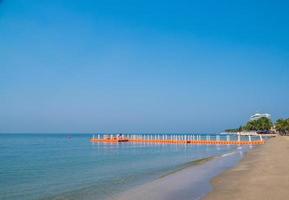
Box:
[159,156,215,179]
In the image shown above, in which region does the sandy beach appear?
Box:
[115,137,289,200]
[205,136,289,200]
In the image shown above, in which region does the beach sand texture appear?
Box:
[205,136,289,200]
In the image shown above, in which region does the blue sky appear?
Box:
[1,0,289,133]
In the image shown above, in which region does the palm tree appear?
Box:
[244,117,273,131]
[258,117,273,130]
[275,118,289,135]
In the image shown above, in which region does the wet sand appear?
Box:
[205,136,289,200]
[114,148,247,200]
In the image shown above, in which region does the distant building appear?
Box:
[250,113,271,121]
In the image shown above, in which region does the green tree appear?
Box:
[275,118,289,135]
[224,126,243,133]
[243,117,273,131]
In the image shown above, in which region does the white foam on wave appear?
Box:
[221,151,237,157]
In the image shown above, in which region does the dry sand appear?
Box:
[205,136,289,200]
[114,137,289,200]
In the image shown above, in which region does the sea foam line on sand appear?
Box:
[113,148,246,200]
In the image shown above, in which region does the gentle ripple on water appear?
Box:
[0,133,241,200]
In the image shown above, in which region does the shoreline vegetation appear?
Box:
[225,117,289,136]
[205,136,289,200]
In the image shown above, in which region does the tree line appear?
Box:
[275,118,289,136]
[225,117,289,135]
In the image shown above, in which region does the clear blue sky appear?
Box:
[1,0,289,133]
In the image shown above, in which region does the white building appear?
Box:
[250,113,271,121]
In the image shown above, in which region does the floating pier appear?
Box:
[90,134,265,145]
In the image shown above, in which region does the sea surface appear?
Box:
[0,134,249,200]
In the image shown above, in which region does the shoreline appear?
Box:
[114,147,248,200]
[205,136,289,200]
[225,131,277,137]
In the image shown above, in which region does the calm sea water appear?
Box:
[0,134,241,200]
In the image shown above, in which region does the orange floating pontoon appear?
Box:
[91,137,129,143]
[90,135,265,145]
